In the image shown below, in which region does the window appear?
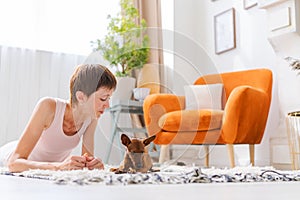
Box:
[0,0,119,55]
[161,0,174,92]
[161,0,174,70]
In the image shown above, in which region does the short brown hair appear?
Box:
[70,64,117,105]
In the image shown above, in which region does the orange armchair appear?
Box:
[143,69,273,167]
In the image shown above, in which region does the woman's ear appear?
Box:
[75,91,87,104]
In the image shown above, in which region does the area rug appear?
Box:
[1,165,300,186]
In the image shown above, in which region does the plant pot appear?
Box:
[110,77,136,105]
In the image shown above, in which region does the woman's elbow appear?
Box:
[7,158,24,173]
[7,160,19,172]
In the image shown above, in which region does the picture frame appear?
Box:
[214,8,236,55]
[244,0,258,9]
[258,0,282,8]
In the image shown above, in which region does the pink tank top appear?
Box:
[28,98,91,162]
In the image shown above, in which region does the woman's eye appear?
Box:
[100,97,110,101]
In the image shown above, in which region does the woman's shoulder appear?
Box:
[37,97,56,106]
[35,97,57,114]
[37,97,68,105]
[34,97,58,128]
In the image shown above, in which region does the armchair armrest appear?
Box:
[143,94,185,136]
[221,86,270,144]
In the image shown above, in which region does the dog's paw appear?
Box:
[149,168,160,172]
[109,167,118,172]
[110,168,127,174]
[115,169,127,174]
[128,168,137,174]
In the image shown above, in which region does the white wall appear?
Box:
[171,0,281,167]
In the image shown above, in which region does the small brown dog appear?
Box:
[110,133,156,173]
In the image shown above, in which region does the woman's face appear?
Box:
[86,87,114,119]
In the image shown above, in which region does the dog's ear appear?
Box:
[121,134,131,147]
[143,135,156,146]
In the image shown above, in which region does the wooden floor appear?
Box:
[1,175,300,200]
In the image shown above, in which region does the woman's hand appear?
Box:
[57,154,104,170]
[57,155,87,170]
[83,153,104,170]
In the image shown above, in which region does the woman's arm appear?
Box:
[7,98,86,172]
[82,119,104,169]
[8,97,56,172]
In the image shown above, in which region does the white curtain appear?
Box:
[0,46,86,146]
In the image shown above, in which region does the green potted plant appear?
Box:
[91,0,150,103]
[92,0,150,77]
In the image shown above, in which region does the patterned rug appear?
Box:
[1,165,300,186]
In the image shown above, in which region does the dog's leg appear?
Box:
[113,154,134,174]
[137,154,158,173]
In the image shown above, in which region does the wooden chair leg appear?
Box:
[249,144,255,166]
[159,145,170,163]
[227,144,235,168]
[204,145,209,167]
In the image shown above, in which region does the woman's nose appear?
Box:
[104,100,110,108]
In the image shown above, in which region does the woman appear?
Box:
[0,64,117,172]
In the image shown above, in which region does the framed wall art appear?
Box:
[214,8,236,54]
[258,0,284,8]
[244,0,258,9]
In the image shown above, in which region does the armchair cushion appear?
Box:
[184,84,224,110]
[158,109,224,132]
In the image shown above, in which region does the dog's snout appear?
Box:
[136,163,143,169]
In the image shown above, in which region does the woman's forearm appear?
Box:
[8,154,87,172]
[8,158,59,173]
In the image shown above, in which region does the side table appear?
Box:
[104,100,147,163]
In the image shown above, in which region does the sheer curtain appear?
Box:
[134,0,163,94]
[134,0,174,94]
[0,46,85,146]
